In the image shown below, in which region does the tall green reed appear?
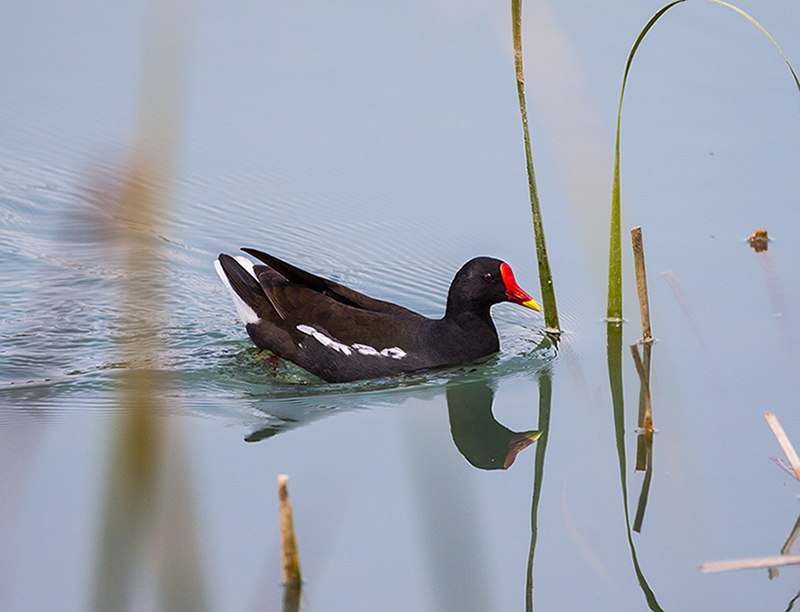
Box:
[511,0,560,335]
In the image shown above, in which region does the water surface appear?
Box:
[2,0,800,610]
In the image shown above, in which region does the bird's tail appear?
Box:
[214,254,264,325]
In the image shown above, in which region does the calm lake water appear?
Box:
[3,0,800,610]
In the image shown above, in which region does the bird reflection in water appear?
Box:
[446,378,540,470]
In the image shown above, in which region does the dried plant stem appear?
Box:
[765,412,800,483]
[631,227,652,342]
[701,555,800,573]
[278,474,302,612]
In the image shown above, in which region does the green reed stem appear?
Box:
[511,0,560,333]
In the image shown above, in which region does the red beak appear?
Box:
[505,430,543,468]
[499,263,541,311]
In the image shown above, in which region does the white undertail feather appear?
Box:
[233,255,257,277]
[214,257,260,325]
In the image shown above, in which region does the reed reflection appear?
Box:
[526,368,552,612]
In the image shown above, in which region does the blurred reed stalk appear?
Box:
[92,163,207,612]
[90,0,204,610]
[278,475,302,612]
[510,0,560,335]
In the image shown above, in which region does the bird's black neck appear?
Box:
[435,305,499,360]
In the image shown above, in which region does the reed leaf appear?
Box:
[607,0,800,321]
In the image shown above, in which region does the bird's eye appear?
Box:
[483,273,493,282]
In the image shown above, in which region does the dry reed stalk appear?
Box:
[701,555,800,573]
[278,474,302,612]
[765,412,800,483]
[631,227,652,342]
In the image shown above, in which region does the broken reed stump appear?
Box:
[631,227,652,343]
[278,475,301,612]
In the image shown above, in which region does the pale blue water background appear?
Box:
[2,0,800,610]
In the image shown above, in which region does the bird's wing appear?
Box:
[241,247,416,316]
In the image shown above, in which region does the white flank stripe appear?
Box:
[351,343,381,356]
[297,324,352,355]
[297,326,405,360]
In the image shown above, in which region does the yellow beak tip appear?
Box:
[523,299,541,312]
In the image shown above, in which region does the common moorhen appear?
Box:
[215,248,540,382]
